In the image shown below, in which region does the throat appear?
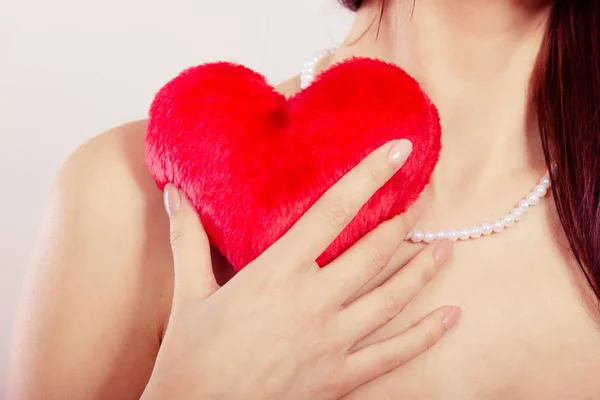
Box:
[328,0,553,223]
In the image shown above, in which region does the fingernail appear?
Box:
[164,184,181,217]
[433,239,453,265]
[442,307,461,330]
[388,139,413,167]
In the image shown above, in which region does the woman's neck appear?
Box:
[329,0,553,200]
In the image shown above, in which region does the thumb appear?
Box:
[164,183,219,301]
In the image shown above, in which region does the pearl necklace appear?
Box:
[301,49,552,243]
[301,48,337,89]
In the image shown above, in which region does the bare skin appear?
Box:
[6,0,600,399]
[7,119,460,400]
[336,1,600,399]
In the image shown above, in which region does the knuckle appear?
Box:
[367,161,389,187]
[364,245,387,274]
[322,196,354,228]
[381,292,403,320]
[169,224,184,254]
[383,351,407,371]
[421,328,442,351]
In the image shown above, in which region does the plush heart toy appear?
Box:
[146,57,441,272]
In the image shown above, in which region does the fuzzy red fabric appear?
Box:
[146,57,441,272]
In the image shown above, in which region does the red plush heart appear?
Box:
[146,57,441,271]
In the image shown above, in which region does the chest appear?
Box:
[346,217,600,399]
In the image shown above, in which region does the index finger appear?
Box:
[264,139,413,268]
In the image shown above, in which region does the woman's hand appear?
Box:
[142,140,459,400]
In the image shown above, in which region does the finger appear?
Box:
[344,241,421,304]
[263,139,413,269]
[164,184,219,301]
[316,211,417,305]
[343,306,461,386]
[344,202,425,303]
[334,239,453,344]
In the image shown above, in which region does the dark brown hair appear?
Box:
[340,0,600,301]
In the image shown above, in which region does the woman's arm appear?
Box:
[6,121,174,400]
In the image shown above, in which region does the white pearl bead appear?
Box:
[423,232,436,244]
[411,230,424,243]
[304,51,553,246]
[519,200,531,210]
[502,214,515,227]
[535,184,547,197]
[482,224,493,235]
[527,193,540,206]
[493,220,505,233]
[470,226,482,239]
[511,207,525,221]
[458,229,471,240]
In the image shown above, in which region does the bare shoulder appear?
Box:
[52,119,172,302]
[7,72,302,399]
[54,119,156,205]
[7,120,173,400]
[65,119,154,192]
